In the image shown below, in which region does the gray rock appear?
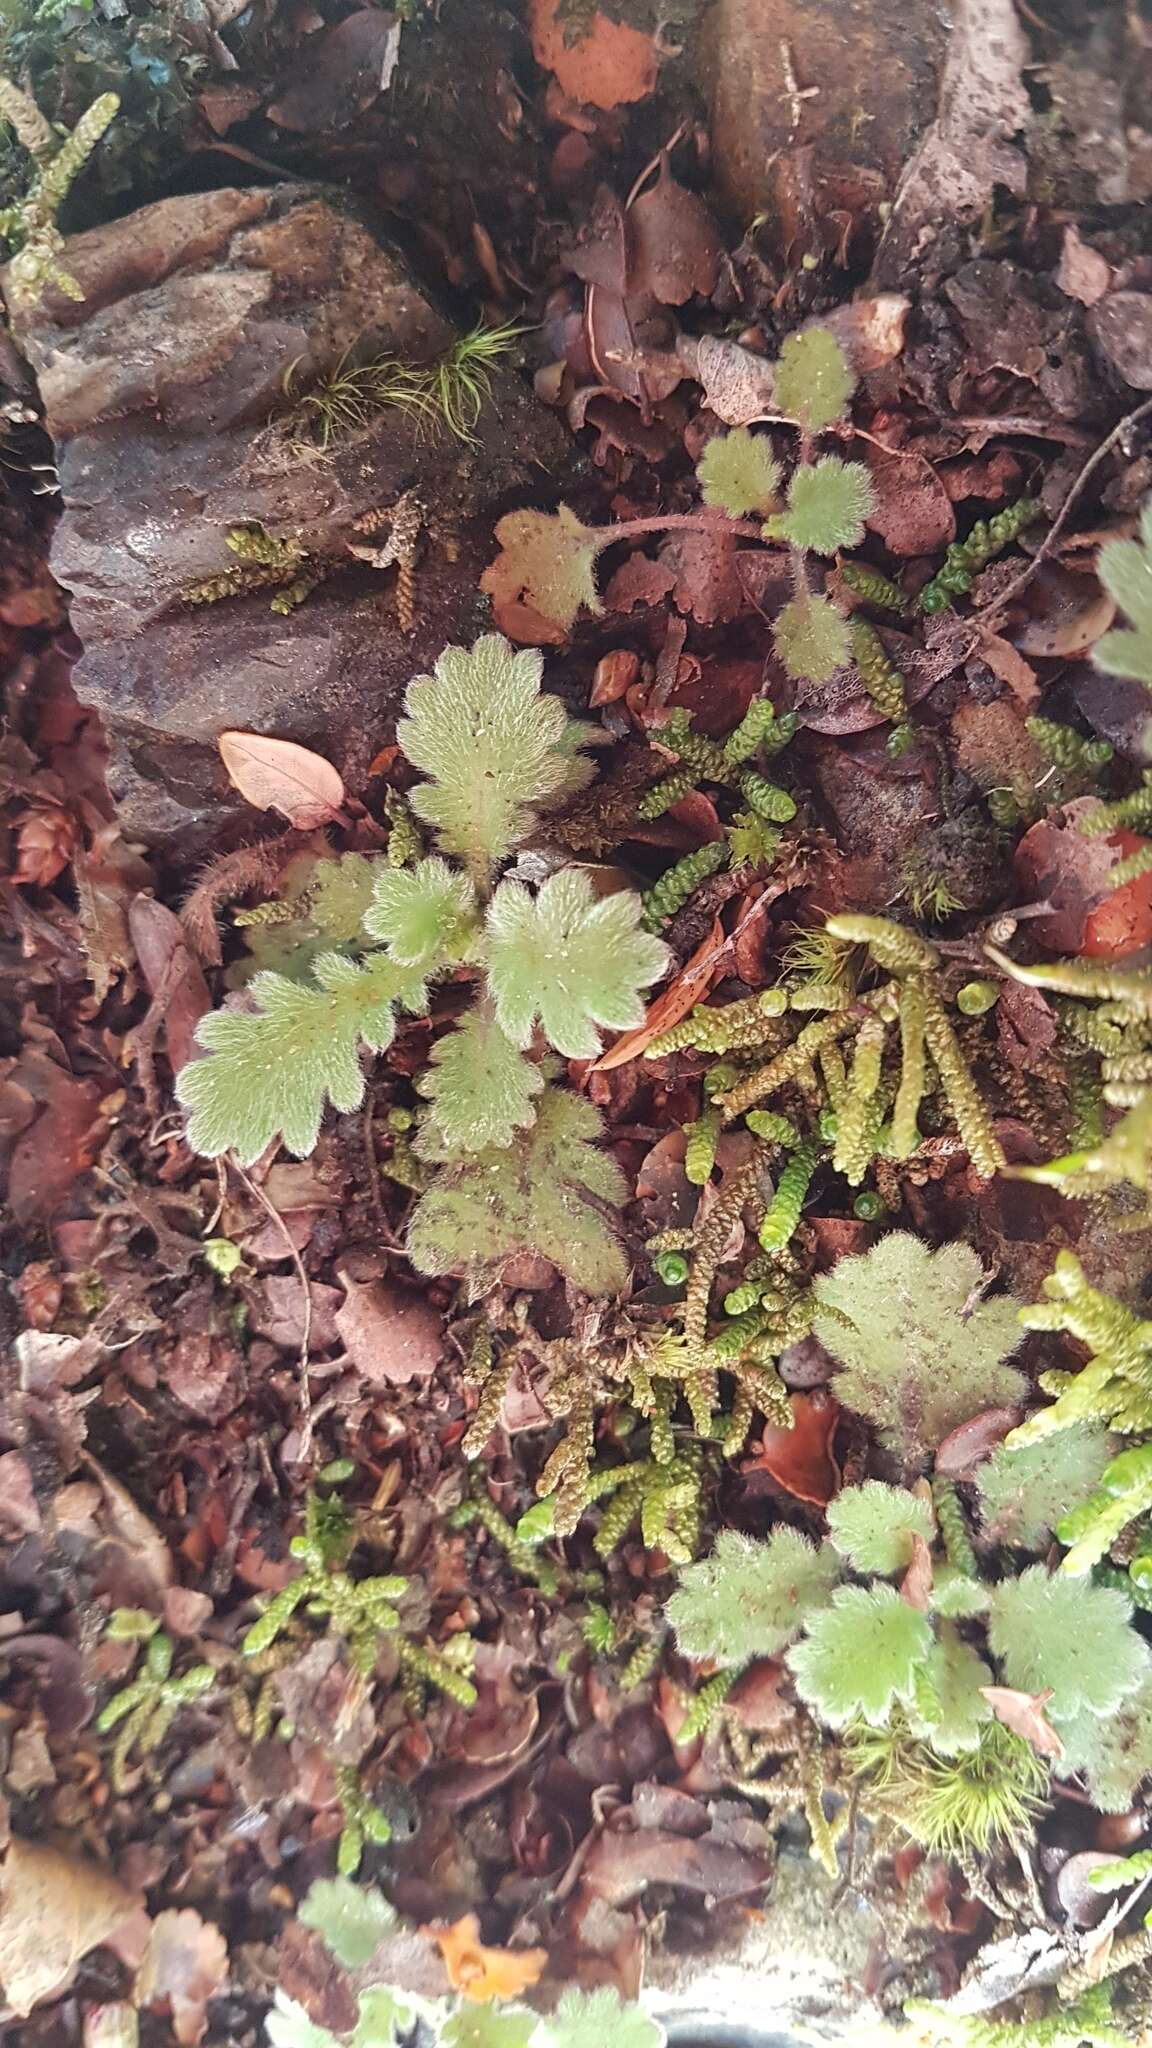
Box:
[8,185,572,848]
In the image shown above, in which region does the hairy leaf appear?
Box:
[1054,1675,1152,1811]
[773,327,855,434]
[350,1990,416,2048]
[364,858,480,969]
[826,1481,935,1575]
[976,1426,1117,1552]
[536,1989,666,2048]
[667,1527,840,1669]
[417,1007,544,1154]
[773,592,851,683]
[909,1623,993,1756]
[812,1233,1026,1469]
[178,953,428,1162]
[1096,500,1152,687]
[988,1566,1150,1720]
[397,634,596,877]
[441,2011,537,2048]
[235,853,386,985]
[775,458,875,555]
[265,1994,342,2048]
[407,1087,629,1294]
[695,429,782,517]
[787,1583,932,1727]
[297,1876,395,1969]
[480,505,605,636]
[486,869,669,1058]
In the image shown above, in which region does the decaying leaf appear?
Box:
[134,1908,229,2046]
[674,333,777,427]
[480,506,605,640]
[0,1840,141,2018]
[217,733,346,830]
[528,0,656,107]
[979,1687,1066,1761]
[426,1914,546,2003]
[333,1272,444,1385]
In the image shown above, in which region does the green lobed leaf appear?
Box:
[787,1583,933,1727]
[233,852,386,986]
[988,1565,1150,1720]
[667,1526,840,1669]
[363,857,480,968]
[826,1481,935,1575]
[407,1085,629,1294]
[695,429,782,517]
[773,592,851,683]
[350,1989,417,2048]
[297,1875,396,1969]
[441,2008,538,2048]
[1096,500,1152,688]
[976,1426,1117,1552]
[416,1005,544,1154]
[811,1234,1026,1469]
[397,633,596,877]
[1054,1675,1152,1812]
[535,1988,666,2048]
[178,952,429,1162]
[775,457,874,555]
[482,504,605,636]
[907,1623,993,1756]
[773,327,855,434]
[265,1993,343,2048]
[485,868,669,1060]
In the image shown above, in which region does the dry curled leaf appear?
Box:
[134,1908,229,2046]
[743,1393,842,1507]
[217,732,346,830]
[0,1840,141,2018]
[979,1685,1065,1760]
[480,505,604,642]
[426,1914,546,2002]
[333,1272,443,1385]
[675,333,777,427]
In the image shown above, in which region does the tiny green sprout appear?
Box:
[202,1236,245,1280]
[513,1498,555,1546]
[655,1250,690,1287]
[319,1457,357,1485]
[853,1191,884,1220]
[956,980,1000,1017]
[334,1764,393,1877]
[819,1109,839,1139]
[582,1603,616,1654]
[96,1632,215,1790]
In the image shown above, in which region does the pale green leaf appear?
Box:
[416,1006,544,1154]
[811,1233,1026,1468]
[667,1526,840,1669]
[976,1426,1117,1552]
[695,429,782,517]
[407,1086,629,1294]
[774,327,855,434]
[398,633,596,876]
[363,858,480,968]
[486,869,669,1059]
[441,2007,537,2048]
[178,952,429,1162]
[297,1876,396,1968]
[787,1583,932,1727]
[775,457,874,555]
[1096,501,1152,687]
[350,1989,416,2048]
[930,1565,990,1618]
[988,1566,1150,1719]
[1054,1675,1152,1811]
[234,852,386,985]
[825,1481,934,1575]
[482,504,605,634]
[907,1622,993,1756]
[265,1993,342,2048]
[773,592,851,683]
[535,1987,666,2048]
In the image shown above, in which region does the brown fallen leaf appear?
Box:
[628,153,722,306]
[426,1914,546,2002]
[1016,588,1116,661]
[333,1272,443,1385]
[528,0,657,109]
[979,633,1039,707]
[0,1839,142,2018]
[6,1047,108,1227]
[128,895,212,1076]
[217,732,346,830]
[592,916,726,1069]
[980,1685,1065,1760]
[135,1908,229,2046]
[675,333,777,426]
[899,1532,934,1612]
[743,1393,841,1507]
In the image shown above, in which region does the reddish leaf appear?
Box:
[727,1660,789,1732]
[1081,832,1152,959]
[592,917,726,1070]
[628,154,722,306]
[6,1049,107,1227]
[1017,587,1116,661]
[333,1272,444,1384]
[979,633,1039,707]
[217,731,346,829]
[1014,803,1126,954]
[128,896,211,1076]
[134,1908,228,2046]
[900,1531,934,1611]
[675,333,777,426]
[934,1407,1020,1480]
[864,448,955,557]
[604,551,677,615]
[980,1686,1065,1760]
[743,1393,841,1507]
[528,0,658,108]
[660,528,746,625]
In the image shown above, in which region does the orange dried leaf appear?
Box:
[426,1914,546,2003]
[217,731,346,829]
[529,0,657,108]
[979,1685,1066,1760]
[743,1393,841,1507]
[592,917,726,1070]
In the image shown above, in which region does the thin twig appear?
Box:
[981,393,1152,622]
[229,1155,314,1461]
